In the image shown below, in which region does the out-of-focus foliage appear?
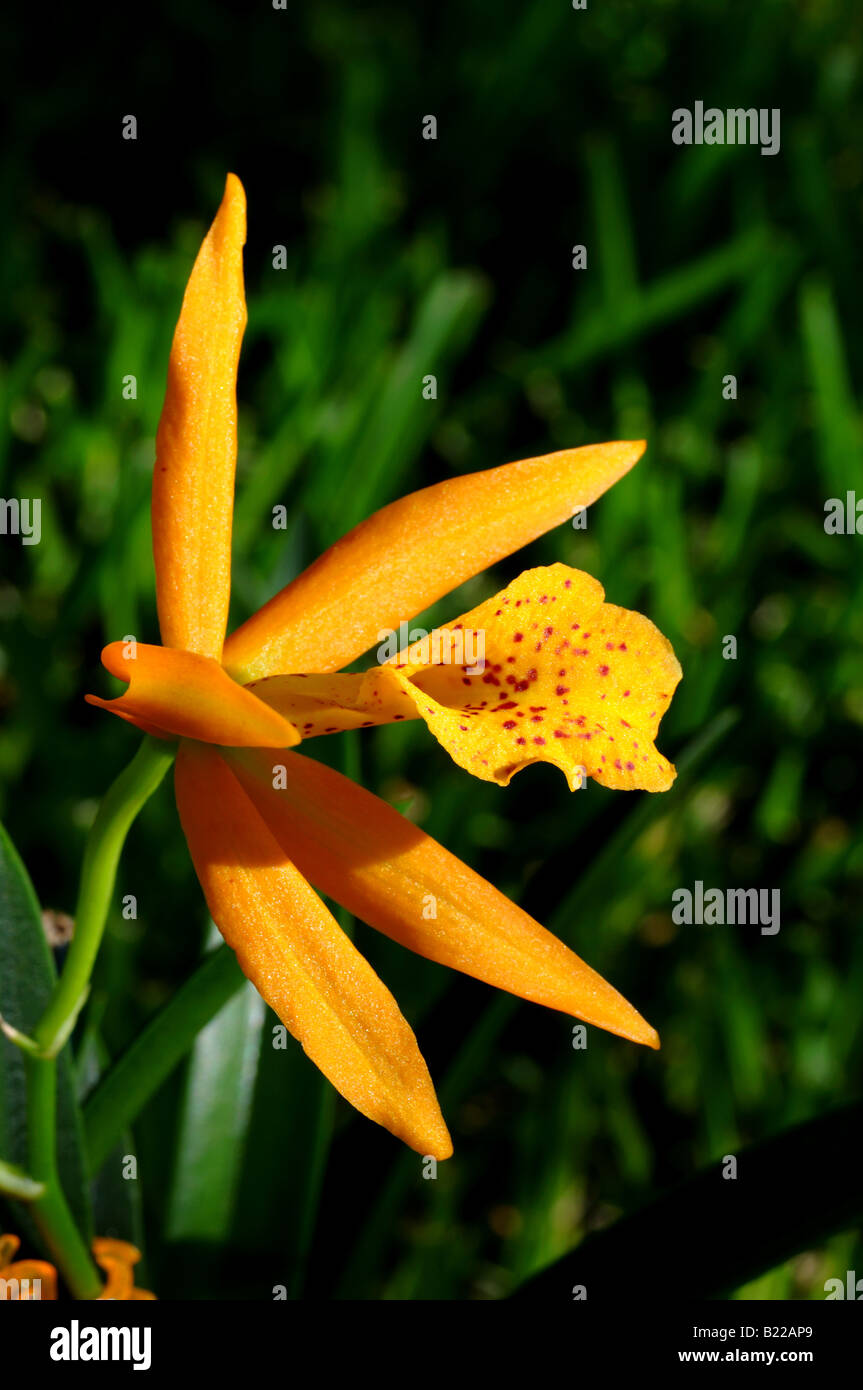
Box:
[0,0,861,1298]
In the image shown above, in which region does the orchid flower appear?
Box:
[87,175,681,1159]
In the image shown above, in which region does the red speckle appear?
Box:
[553,730,569,739]
[619,642,627,650]
[530,715,543,723]
[533,736,546,746]
[526,668,538,681]
[462,677,471,686]
[564,579,572,588]
[598,664,610,676]
[614,758,622,770]
[623,690,630,697]
[516,737,526,746]
[498,700,518,710]
[626,761,635,770]
[513,632,524,642]
[503,720,517,730]
[556,685,569,696]
[606,642,615,650]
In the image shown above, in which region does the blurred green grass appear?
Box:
[0,0,861,1299]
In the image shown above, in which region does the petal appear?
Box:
[223,440,646,681]
[94,1256,134,1300]
[248,564,681,792]
[86,641,300,747]
[225,747,660,1049]
[153,173,247,660]
[378,564,681,792]
[93,1238,154,1301]
[174,742,452,1158]
[245,670,418,738]
[1,1260,58,1299]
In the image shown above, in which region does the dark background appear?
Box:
[1,0,861,1298]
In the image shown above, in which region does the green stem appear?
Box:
[26,1056,102,1298]
[34,736,175,1054]
[27,735,175,1297]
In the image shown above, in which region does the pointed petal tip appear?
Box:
[613,1011,660,1051]
[406,1120,453,1162]
[221,173,247,236]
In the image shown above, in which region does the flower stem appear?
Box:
[27,735,175,1297]
[26,1055,103,1298]
[34,736,175,1054]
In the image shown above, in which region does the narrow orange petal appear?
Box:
[153,173,247,660]
[226,748,660,1049]
[86,641,300,748]
[175,742,453,1158]
[223,440,646,681]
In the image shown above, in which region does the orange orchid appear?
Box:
[0,1233,154,1300]
[87,174,681,1160]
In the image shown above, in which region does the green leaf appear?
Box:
[164,974,264,1246]
[83,943,245,1176]
[0,821,91,1246]
[512,1102,863,1300]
